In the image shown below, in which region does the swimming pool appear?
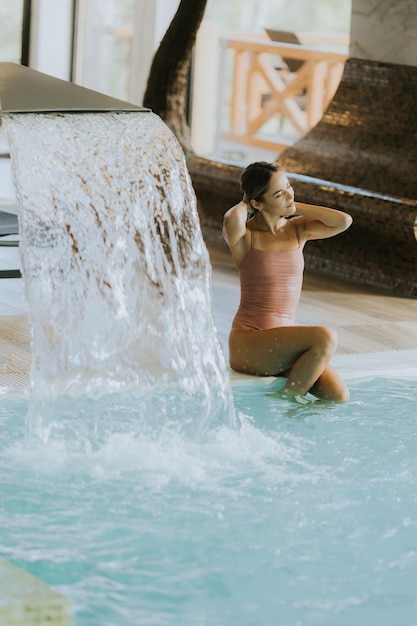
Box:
[2,369,417,626]
[2,102,417,626]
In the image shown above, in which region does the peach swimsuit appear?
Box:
[232,233,304,331]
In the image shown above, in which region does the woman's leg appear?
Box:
[229,326,349,401]
[309,365,349,402]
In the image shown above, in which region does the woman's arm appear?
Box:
[222,200,251,248]
[294,202,353,242]
[222,200,254,267]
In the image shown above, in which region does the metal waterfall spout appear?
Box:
[0,62,150,113]
[0,64,236,443]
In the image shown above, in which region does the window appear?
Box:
[0,0,25,63]
[74,0,134,101]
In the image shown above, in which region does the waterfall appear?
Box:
[3,111,235,443]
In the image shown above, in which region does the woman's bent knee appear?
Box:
[313,326,338,357]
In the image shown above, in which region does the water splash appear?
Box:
[3,112,235,442]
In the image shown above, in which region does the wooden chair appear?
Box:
[264,29,305,73]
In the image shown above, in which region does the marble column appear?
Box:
[350,0,417,67]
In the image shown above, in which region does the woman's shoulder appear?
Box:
[287,216,308,242]
[223,200,248,220]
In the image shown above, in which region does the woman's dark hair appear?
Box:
[240,161,284,209]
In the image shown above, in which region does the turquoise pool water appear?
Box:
[1,375,417,625]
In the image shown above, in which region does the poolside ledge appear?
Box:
[0,558,72,625]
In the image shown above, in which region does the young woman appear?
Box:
[222,161,352,402]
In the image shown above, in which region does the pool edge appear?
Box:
[0,557,72,625]
[229,348,417,386]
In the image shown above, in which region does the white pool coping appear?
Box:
[332,349,417,380]
[0,558,72,626]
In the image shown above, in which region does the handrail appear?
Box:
[225,37,347,63]
[217,34,348,154]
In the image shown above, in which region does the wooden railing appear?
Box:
[218,35,348,152]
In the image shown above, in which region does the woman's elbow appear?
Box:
[342,213,353,231]
[222,223,229,245]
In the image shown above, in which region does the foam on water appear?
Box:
[3,111,235,441]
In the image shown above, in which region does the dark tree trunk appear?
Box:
[143,0,207,156]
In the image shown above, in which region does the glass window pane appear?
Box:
[0,0,25,63]
[75,0,134,101]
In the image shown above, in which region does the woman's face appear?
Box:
[254,170,295,218]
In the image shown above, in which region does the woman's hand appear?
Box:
[247,201,256,218]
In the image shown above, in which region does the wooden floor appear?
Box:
[0,242,416,395]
